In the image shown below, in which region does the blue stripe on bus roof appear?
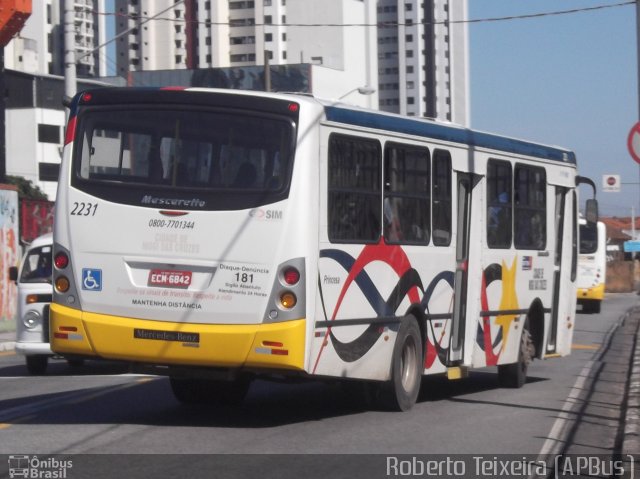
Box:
[324,106,576,164]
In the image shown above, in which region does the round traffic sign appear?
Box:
[607,176,616,185]
[627,122,640,164]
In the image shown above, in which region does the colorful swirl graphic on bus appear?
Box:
[316,242,518,371]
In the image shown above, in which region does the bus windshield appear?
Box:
[20,245,53,284]
[72,107,295,210]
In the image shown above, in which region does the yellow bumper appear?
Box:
[50,303,306,371]
[577,283,605,301]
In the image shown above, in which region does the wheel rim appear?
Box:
[400,335,418,392]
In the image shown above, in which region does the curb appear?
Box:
[0,329,16,353]
[0,340,16,353]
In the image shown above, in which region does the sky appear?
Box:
[468,0,637,217]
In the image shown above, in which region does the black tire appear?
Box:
[26,355,48,375]
[498,321,535,388]
[591,300,601,314]
[170,376,251,405]
[380,317,423,411]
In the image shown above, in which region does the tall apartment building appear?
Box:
[114,0,377,94]
[377,0,468,124]
[4,0,107,78]
[114,0,467,124]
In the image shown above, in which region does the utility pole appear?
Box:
[264,50,271,92]
[634,0,640,216]
[637,0,640,120]
[64,0,77,105]
[0,48,5,183]
[637,0,640,214]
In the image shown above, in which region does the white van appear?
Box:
[9,233,83,374]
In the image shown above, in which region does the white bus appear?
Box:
[577,220,606,313]
[51,88,597,411]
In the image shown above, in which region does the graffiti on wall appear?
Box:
[21,199,54,244]
[0,186,18,326]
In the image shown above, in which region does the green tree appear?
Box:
[5,175,48,200]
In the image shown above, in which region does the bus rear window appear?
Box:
[579,223,597,254]
[72,107,295,210]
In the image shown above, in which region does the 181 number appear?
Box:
[235,273,254,283]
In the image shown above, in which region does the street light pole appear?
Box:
[64,0,77,105]
[637,0,640,216]
[0,48,5,183]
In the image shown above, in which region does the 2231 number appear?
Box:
[71,202,98,217]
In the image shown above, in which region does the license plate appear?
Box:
[148,269,192,288]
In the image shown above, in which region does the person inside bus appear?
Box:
[147,144,164,184]
[488,191,510,245]
[232,162,258,188]
[384,196,403,242]
[25,253,52,283]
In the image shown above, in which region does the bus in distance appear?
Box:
[51,88,597,411]
[577,219,606,314]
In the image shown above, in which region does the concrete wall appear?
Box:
[606,261,636,293]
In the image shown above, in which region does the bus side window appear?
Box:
[514,164,546,250]
[432,150,452,246]
[328,133,381,243]
[486,159,512,248]
[383,142,430,245]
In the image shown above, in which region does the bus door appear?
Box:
[448,173,479,365]
[548,187,576,355]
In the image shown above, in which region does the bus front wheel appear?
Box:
[170,376,251,405]
[380,317,423,411]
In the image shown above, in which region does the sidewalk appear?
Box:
[540,305,640,462]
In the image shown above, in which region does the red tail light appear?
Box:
[283,267,300,285]
[54,252,69,269]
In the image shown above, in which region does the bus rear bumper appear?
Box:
[577,283,605,301]
[50,303,306,371]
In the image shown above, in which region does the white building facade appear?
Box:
[114,0,379,108]
[377,0,468,124]
[5,0,107,78]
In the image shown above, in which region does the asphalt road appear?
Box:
[0,293,637,478]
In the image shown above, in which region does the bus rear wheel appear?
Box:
[380,317,423,411]
[170,376,251,405]
[498,321,535,388]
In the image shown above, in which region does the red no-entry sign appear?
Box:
[628,122,640,164]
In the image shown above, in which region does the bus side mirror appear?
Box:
[585,199,598,224]
[8,266,18,283]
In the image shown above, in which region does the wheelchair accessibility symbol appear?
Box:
[82,268,103,291]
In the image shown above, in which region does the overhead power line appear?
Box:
[89,1,634,27]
